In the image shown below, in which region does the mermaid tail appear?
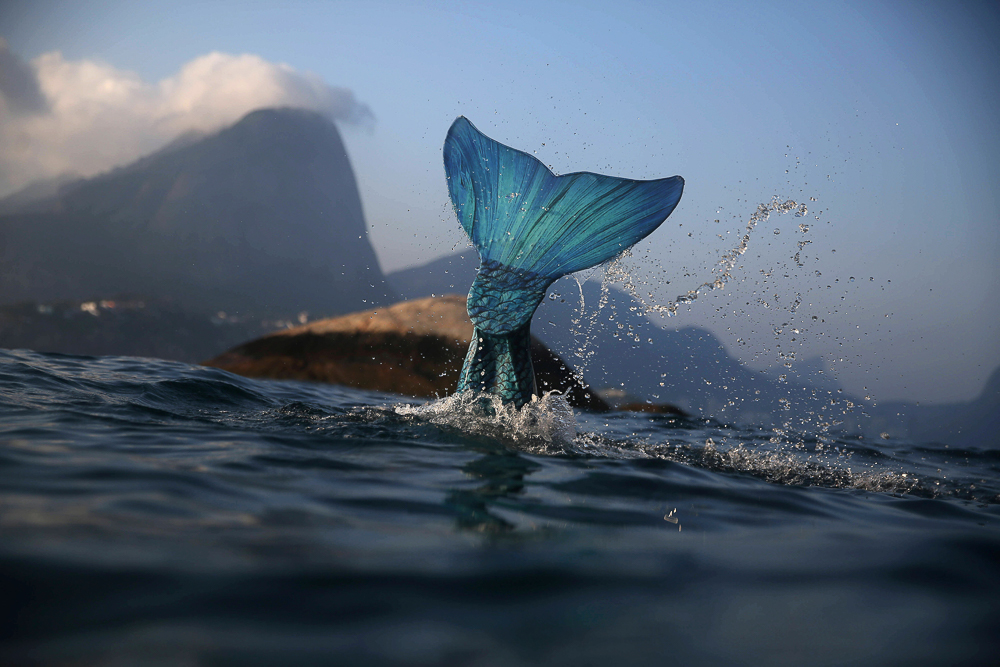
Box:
[444,117,684,407]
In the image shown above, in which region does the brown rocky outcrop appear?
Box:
[203,295,610,411]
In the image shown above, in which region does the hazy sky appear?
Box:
[1,0,997,405]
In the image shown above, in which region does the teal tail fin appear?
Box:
[444,117,683,407]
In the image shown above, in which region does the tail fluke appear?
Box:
[444,116,683,279]
[444,117,684,407]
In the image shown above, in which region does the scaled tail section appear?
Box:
[444,117,684,407]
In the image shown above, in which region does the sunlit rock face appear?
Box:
[203,295,611,411]
[0,107,393,318]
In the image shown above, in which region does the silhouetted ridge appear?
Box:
[0,107,393,317]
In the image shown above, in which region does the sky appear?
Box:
[0,0,997,405]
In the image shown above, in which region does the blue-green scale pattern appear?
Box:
[457,258,555,406]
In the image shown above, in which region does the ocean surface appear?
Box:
[1,347,998,666]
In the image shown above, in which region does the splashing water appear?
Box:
[605,196,809,318]
[569,428,926,496]
[554,194,879,438]
[548,196,817,397]
[394,390,578,452]
[387,386,971,502]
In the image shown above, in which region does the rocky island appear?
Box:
[204,295,611,411]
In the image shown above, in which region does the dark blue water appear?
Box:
[2,348,998,666]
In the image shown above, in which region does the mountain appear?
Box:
[0,172,83,215]
[865,367,1000,448]
[0,296,282,364]
[0,107,394,318]
[389,249,479,301]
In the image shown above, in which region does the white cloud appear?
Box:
[0,48,373,197]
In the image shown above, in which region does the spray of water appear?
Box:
[385,393,930,498]
[569,429,923,496]
[394,390,578,451]
[606,196,809,318]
